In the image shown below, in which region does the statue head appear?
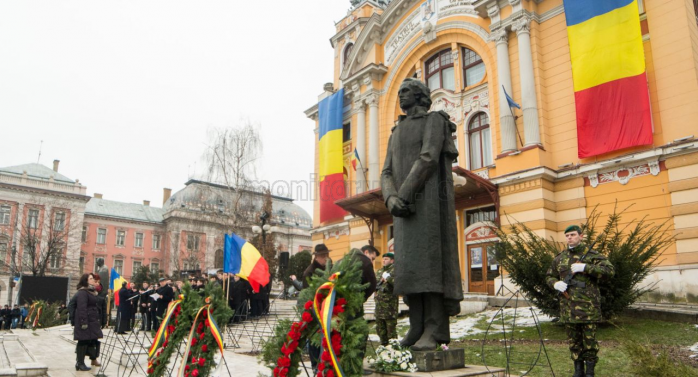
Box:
[96,258,104,268]
[398,78,432,112]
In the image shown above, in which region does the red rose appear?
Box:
[326,370,335,377]
[185,365,190,371]
[279,369,288,377]
[302,312,313,323]
[198,358,205,367]
[332,306,344,315]
[191,357,197,364]
[163,340,168,348]
[316,372,323,377]
[304,300,313,310]
[288,331,301,341]
[191,338,197,346]
[191,369,199,377]
[331,332,341,343]
[321,351,331,362]
[201,344,209,352]
[197,322,204,331]
[318,362,325,371]
[278,356,291,368]
[199,332,205,340]
[335,298,346,306]
[315,293,324,301]
[273,367,280,377]
[288,340,298,352]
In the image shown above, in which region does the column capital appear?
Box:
[512,16,531,35]
[353,98,366,111]
[489,28,508,45]
[366,93,379,107]
[508,0,521,6]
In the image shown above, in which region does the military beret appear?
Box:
[564,225,582,234]
[385,252,394,259]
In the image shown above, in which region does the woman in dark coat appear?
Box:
[116,282,132,334]
[73,273,103,371]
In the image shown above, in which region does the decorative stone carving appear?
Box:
[351,82,360,93]
[365,93,379,107]
[415,68,422,79]
[465,225,496,242]
[432,96,460,122]
[462,90,489,118]
[324,227,350,240]
[649,160,660,176]
[362,75,372,86]
[512,16,531,34]
[508,0,521,6]
[588,173,599,188]
[474,169,490,180]
[487,4,500,18]
[589,161,661,187]
[490,28,508,44]
[451,49,459,65]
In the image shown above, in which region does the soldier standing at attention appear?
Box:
[546,225,614,377]
[374,252,398,346]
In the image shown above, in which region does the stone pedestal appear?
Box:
[411,349,465,372]
[364,364,506,377]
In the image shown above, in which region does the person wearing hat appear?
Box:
[546,225,614,377]
[289,244,331,291]
[155,277,174,327]
[375,252,398,346]
[116,281,132,334]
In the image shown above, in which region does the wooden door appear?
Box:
[468,243,500,295]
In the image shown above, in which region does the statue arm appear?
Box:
[397,113,445,203]
[381,133,398,202]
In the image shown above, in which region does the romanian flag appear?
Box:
[564,0,653,158]
[109,268,128,306]
[223,233,269,292]
[351,148,361,171]
[318,88,346,223]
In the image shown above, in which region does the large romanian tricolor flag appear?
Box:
[223,233,269,292]
[109,268,128,306]
[318,88,346,223]
[564,0,653,158]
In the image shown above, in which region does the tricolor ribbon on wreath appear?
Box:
[25,303,42,327]
[148,295,184,367]
[313,272,346,377]
[176,298,225,377]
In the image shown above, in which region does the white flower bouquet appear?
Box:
[366,339,418,373]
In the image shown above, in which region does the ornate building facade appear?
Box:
[306,0,698,300]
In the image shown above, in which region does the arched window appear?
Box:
[214,249,224,269]
[468,112,492,170]
[462,48,486,87]
[343,43,354,67]
[425,49,455,91]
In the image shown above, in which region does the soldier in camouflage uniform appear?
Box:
[546,225,614,377]
[374,252,398,346]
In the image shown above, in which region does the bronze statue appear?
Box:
[381,78,463,351]
[95,258,110,298]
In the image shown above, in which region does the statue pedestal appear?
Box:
[411,349,465,372]
[364,363,506,377]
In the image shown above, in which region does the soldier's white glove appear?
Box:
[382,272,390,280]
[554,281,568,293]
[571,263,586,274]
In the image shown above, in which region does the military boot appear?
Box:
[584,360,596,377]
[572,360,584,377]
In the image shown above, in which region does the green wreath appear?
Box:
[261,252,370,377]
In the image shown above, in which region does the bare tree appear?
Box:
[201,119,263,233]
[15,196,82,277]
[250,189,279,280]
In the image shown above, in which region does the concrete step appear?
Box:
[365,364,506,376]
[0,332,49,377]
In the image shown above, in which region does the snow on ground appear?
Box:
[368,307,554,342]
[689,342,698,359]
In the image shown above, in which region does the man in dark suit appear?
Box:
[138,281,153,331]
[116,282,132,334]
[155,277,174,321]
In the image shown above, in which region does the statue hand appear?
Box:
[387,196,410,217]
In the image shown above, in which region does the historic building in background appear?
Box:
[306,0,698,301]
[0,162,312,304]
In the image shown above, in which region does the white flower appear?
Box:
[400,362,407,369]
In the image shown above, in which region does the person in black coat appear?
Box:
[155,278,174,320]
[138,281,153,331]
[230,275,251,323]
[0,305,10,330]
[73,273,103,372]
[10,305,21,329]
[116,282,132,334]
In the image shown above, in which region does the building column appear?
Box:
[354,99,367,194]
[492,28,517,153]
[513,16,541,147]
[367,94,380,189]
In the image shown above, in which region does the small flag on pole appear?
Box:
[351,148,361,171]
[223,233,270,292]
[502,86,521,109]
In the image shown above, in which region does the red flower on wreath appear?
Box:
[191,369,199,377]
[304,300,313,310]
[198,358,205,367]
[302,311,313,323]
[201,344,208,352]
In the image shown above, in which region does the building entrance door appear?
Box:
[467,243,499,295]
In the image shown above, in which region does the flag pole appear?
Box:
[354,149,369,191]
[503,85,524,148]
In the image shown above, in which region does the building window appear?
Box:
[114,259,123,276]
[0,242,7,265]
[343,122,351,142]
[465,206,497,227]
[135,233,144,248]
[425,49,455,91]
[49,253,61,269]
[97,228,107,244]
[183,261,190,271]
[187,235,200,251]
[214,249,224,269]
[54,212,65,231]
[82,226,87,243]
[152,234,161,250]
[116,230,125,246]
[27,209,39,229]
[462,48,485,88]
[0,205,10,225]
[150,262,160,274]
[79,256,84,274]
[133,260,142,274]
[468,112,492,170]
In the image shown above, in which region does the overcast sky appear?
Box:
[0,1,351,218]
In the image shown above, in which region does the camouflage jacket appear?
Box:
[374,264,398,320]
[545,244,614,323]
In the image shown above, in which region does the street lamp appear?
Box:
[251,211,272,245]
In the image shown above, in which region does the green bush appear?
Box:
[623,339,698,377]
[494,205,673,320]
[279,250,312,289]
